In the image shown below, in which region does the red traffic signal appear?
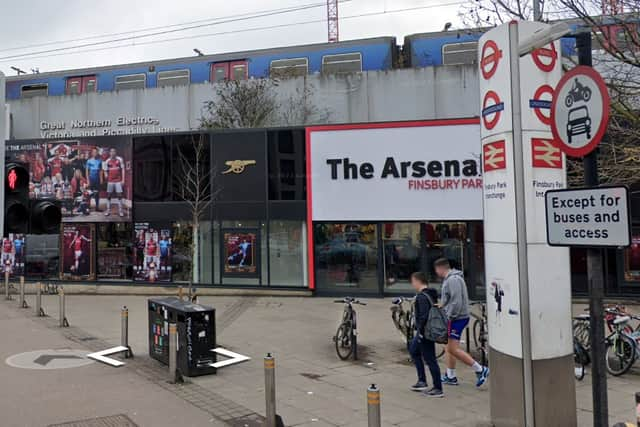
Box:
[5,163,29,193]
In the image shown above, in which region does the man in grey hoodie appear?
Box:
[434,258,489,387]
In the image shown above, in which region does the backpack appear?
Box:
[422,291,449,344]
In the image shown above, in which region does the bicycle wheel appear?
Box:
[335,323,353,360]
[573,321,591,352]
[573,339,588,381]
[473,319,482,348]
[606,334,636,376]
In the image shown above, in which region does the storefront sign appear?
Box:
[546,186,631,247]
[307,120,482,221]
[39,116,179,139]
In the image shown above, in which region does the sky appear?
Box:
[0,0,465,75]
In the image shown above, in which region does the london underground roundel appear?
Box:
[551,66,610,158]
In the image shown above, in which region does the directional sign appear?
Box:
[482,90,504,130]
[481,40,503,80]
[6,349,94,370]
[546,186,631,247]
[531,43,558,73]
[483,140,506,172]
[209,347,250,369]
[87,346,129,367]
[532,138,562,169]
[529,85,554,126]
[551,66,610,158]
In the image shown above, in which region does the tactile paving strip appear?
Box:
[48,414,138,427]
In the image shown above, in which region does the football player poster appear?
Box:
[60,224,95,280]
[222,230,259,277]
[1,234,25,277]
[133,223,172,283]
[5,137,132,223]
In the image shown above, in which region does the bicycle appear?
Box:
[390,296,445,359]
[470,301,489,366]
[333,297,365,361]
[605,315,637,376]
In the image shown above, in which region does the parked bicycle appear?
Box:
[390,296,445,359]
[605,314,638,376]
[333,297,365,360]
[573,337,589,381]
[470,301,489,366]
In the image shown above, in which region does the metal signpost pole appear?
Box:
[577,31,608,427]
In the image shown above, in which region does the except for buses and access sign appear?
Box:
[545,186,631,247]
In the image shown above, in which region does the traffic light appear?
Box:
[4,162,61,235]
[5,163,29,234]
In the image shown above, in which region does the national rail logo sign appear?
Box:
[531,43,558,73]
[481,40,503,80]
[483,140,506,172]
[482,91,504,130]
[531,138,562,169]
[529,85,554,126]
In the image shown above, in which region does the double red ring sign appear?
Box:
[481,40,502,80]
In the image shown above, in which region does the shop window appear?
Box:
[25,234,59,279]
[97,223,133,280]
[66,75,97,95]
[268,130,306,200]
[21,83,48,98]
[321,52,362,74]
[133,136,171,202]
[157,69,190,87]
[172,222,193,282]
[171,134,211,202]
[624,230,640,283]
[270,57,308,78]
[314,223,379,292]
[382,223,422,294]
[269,221,307,287]
[115,73,146,90]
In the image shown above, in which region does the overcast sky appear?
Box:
[0,0,464,75]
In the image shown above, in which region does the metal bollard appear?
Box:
[121,306,133,358]
[59,287,69,327]
[264,353,277,427]
[636,392,640,427]
[168,323,183,383]
[178,286,184,301]
[4,271,11,300]
[367,384,381,427]
[35,282,45,316]
[19,276,27,308]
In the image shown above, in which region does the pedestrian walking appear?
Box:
[434,258,489,387]
[408,272,444,398]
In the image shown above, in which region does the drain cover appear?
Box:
[48,414,138,427]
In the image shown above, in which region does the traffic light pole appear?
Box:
[576,31,609,427]
[0,72,6,239]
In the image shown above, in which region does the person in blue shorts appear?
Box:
[85,148,103,212]
[159,236,171,271]
[13,235,24,265]
[434,257,489,387]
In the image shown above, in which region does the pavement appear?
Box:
[0,292,639,427]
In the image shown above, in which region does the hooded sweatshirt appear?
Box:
[441,269,470,321]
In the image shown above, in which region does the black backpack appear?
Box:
[422,291,449,344]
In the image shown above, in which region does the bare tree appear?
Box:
[173,135,220,283]
[461,0,640,187]
[200,77,331,129]
[200,79,280,129]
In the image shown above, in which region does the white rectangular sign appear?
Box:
[308,122,482,221]
[546,186,631,247]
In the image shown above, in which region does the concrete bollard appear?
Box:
[19,276,27,308]
[367,384,381,427]
[121,306,133,358]
[59,287,69,327]
[265,353,276,427]
[35,282,45,316]
[168,323,182,383]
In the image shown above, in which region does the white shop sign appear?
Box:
[307,121,482,221]
[546,186,631,247]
